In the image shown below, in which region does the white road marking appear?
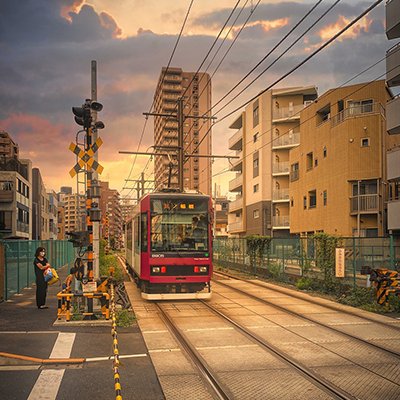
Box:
[27,332,76,400]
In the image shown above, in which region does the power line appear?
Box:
[120,0,195,198]
[189,0,384,161]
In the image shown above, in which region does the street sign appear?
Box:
[69,138,104,177]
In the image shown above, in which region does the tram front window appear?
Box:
[150,198,209,253]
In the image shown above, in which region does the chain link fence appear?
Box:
[0,240,75,301]
[213,236,400,289]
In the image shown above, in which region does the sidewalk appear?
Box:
[0,264,165,400]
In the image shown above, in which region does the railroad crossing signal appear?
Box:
[69,138,104,177]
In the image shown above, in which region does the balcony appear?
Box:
[163,93,180,101]
[272,161,289,176]
[164,74,182,83]
[230,152,242,172]
[386,42,400,87]
[387,147,400,180]
[272,104,303,121]
[350,194,379,214]
[387,95,400,135]
[272,131,300,149]
[272,215,290,228]
[272,188,289,202]
[162,84,181,92]
[229,220,244,233]
[0,190,13,202]
[331,102,384,127]
[386,0,400,40]
[229,174,243,192]
[228,128,243,151]
[229,196,243,213]
[388,199,400,231]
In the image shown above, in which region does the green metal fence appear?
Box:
[2,240,75,301]
[213,236,400,288]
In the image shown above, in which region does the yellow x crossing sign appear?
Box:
[69,138,104,177]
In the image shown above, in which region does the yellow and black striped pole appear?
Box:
[110,282,122,400]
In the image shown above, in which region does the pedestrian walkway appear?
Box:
[0,264,165,400]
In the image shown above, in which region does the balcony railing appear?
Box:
[272,215,290,227]
[17,221,29,233]
[230,152,242,172]
[229,196,243,212]
[272,161,289,175]
[272,104,303,120]
[229,220,244,232]
[331,103,384,127]
[272,131,300,148]
[350,194,379,214]
[228,128,243,150]
[229,174,243,192]
[272,188,289,201]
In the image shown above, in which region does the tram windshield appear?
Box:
[150,197,209,253]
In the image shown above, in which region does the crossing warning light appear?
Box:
[72,99,105,130]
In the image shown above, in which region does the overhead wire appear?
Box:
[120,0,195,199]
[188,0,384,162]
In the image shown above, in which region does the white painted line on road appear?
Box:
[28,332,75,400]
[50,332,76,359]
[0,331,61,334]
[0,365,40,371]
[28,370,65,400]
[86,353,147,362]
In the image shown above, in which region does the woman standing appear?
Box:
[33,247,50,309]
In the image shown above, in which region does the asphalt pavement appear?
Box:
[0,264,165,400]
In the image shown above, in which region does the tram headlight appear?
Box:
[152,267,160,273]
[199,266,207,273]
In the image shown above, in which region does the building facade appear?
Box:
[227,86,317,237]
[153,67,212,195]
[386,0,400,236]
[214,197,229,237]
[62,193,86,234]
[32,168,50,240]
[100,181,123,249]
[290,80,399,237]
[47,191,58,240]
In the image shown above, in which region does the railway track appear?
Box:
[213,271,400,359]
[214,270,400,331]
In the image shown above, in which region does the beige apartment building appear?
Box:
[289,80,400,237]
[153,67,212,195]
[62,193,86,233]
[227,86,317,237]
[386,0,400,236]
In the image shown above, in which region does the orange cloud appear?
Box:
[99,11,122,38]
[318,15,372,42]
[60,0,84,23]
[227,18,289,39]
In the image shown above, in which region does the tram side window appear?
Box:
[134,216,140,254]
[141,213,147,252]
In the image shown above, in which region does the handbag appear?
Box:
[43,268,53,282]
[47,268,59,286]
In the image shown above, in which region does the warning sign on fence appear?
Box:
[335,248,345,278]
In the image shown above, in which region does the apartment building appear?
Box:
[47,191,58,240]
[386,0,400,236]
[227,86,317,237]
[214,197,229,237]
[0,157,32,239]
[63,193,86,233]
[100,181,123,249]
[289,80,400,237]
[32,168,50,240]
[153,67,212,195]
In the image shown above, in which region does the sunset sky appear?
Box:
[0,0,391,199]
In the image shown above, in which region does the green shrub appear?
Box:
[99,253,124,282]
[296,277,314,290]
[388,294,400,312]
[116,309,136,327]
[338,286,375,307]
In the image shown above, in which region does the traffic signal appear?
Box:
[72,99,104,130]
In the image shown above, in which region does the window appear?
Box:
[309,190,317,208]
[290,197,294,207]
[314,158,318,167]
[303,196,307,210]
[323,190,327,206]
[323,146,327,158]
[141,213,148,252]
[361,138,370,147]
[253,151,259,178]
[290,162,299,182]
[352,180,377,196]
[253,99,259,127]
[316,104,331,125]
[253,184,259,193]
[253,209,260,219]
[348,99,373,115]
[253,132,259,143]
[306,152,313,170]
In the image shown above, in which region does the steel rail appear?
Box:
[155,303,232,400]
[201,300,355,400]
[214,270,400,332]
[213,277,400,360]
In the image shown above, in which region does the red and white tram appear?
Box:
[125,191,213,300]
